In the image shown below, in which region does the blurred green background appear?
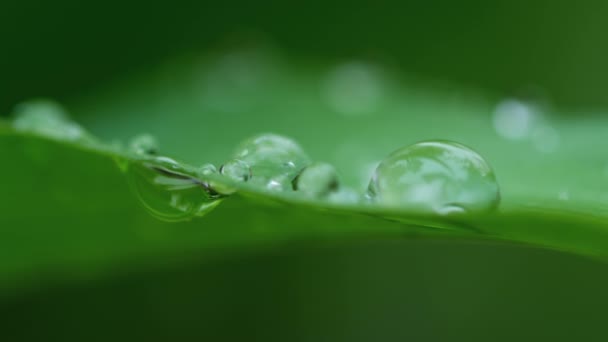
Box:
[3,1,608,340]
[3,0,608,112]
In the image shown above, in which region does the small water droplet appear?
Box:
[11,99,87,141]
[126,157,222,221]
[294,162,339,198]
[324,61,386,116]
[129,134,159,155]
[197,163,217,177]
[220,159,251,183]
[229,133,310,191]
[266,178,285,191]
[367,140,500,215]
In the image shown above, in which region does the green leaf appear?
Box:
[3,52,608,273]
[4,53,608,340]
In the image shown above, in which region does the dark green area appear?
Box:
[3,0,608,112]
[4,240,608,341]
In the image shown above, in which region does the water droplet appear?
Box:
[367,141,500,215]
[126,157,222,222]
[220,159,251,182]
[129,134,159,155]
[294,162,339,198]
[492,98,537,140]
[11,99,87,141]
[197,163,217,177]
[324,61,386,116]
[229,133,310,191]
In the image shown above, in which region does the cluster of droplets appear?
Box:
[7,101,501,221]
[124,132,500,221]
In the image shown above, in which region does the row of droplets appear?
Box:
[9,99,501,222]
[126,132,500,222]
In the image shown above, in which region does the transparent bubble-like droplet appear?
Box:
[197,163,217,177]
[127,156,222,222]
[367,141,500,215]
[294,162,339,198]
[220,159,251,182]
[11,99,87,141]
[231,133,311,191]
[129,134,159,155]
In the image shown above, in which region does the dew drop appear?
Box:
[294,162,339,198]
[197,163,217,177]
[367,141,500,215]
[228,133,310,191]
[129,134,159,155]
[11,99,87,141]
[126,156,222,222]
[220,159,251,182]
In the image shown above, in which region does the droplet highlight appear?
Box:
[367,140,500,215]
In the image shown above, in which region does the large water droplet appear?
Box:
[11,99,88,141]
[294,162,339,198]
[126,156,222,222]
[129,134,159,155]
[367,141,500,215]
[228,133,310,192]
